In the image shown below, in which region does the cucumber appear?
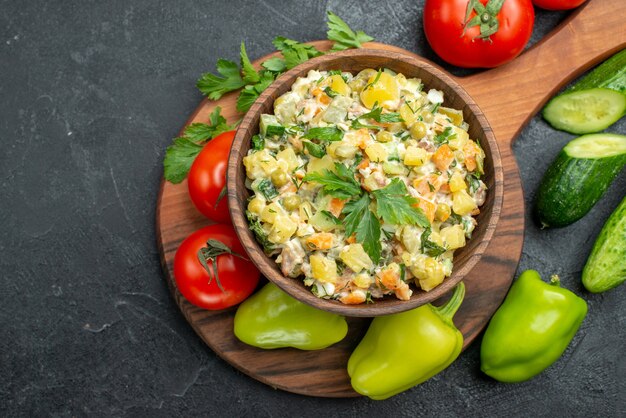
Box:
[543,49,626,134]
[542,88,626,134]
[568,49,626,95]
[582,197,626,293]
[534,134,626,228]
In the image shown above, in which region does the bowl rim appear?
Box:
[227,48,503,317]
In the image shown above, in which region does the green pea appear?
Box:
[410,122,427,139]
[283,195,301,211]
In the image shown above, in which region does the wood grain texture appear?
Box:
[156,0,626,398]
[227,48,503,317]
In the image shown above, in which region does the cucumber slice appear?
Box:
[543,88,626,134]
[568,49,626,96]
[534,134,626,228]
[582,196,626,293]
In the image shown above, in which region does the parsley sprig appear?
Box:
[196,12,374,114]
[303,163,362,200]
[372,179,430,227]
[163,107,235,183]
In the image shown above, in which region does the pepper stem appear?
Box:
[433,282,465,323]
[550,274,561,287]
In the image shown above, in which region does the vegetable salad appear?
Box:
[243,68,487,304]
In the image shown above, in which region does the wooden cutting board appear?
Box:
[156,0,626,398]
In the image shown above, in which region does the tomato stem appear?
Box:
[197,239,249,292]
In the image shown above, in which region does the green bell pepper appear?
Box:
[481,270,588,383]
[233,282,348,350]
[348,283,465,400]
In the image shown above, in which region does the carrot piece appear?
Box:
[328,198,346,217]
[432,144,454,171]
[305,233,334,250]
[414,198,436,223]
[346,234,357,244]
[378,268,400,290]
[340,291,366,305]
[355,128,370,149]
[463,140,480,172]
[413,174,441,197]
[357,157,370,170]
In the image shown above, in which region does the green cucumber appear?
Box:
[568,49,626,95]
[542,88,626,134]
[534,134,626,228]
[543,49,626,134]
[582,197,626,293]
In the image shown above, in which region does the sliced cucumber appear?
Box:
[568,49,626,95]
[582,197,626,293]
[542,88,626,134]
[534,134,626,228]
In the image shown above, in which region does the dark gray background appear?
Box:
[1,0,624,416]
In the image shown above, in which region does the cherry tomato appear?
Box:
[424,0,535,68]
[174,224,260,310]
[532,0,586,10]
[187,130,235,223]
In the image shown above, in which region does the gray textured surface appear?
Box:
[1,0,625,416]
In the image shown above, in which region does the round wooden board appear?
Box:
[156,0,626,398]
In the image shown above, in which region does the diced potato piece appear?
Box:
[299,202,313,221]
[273,93,299,125]
[322,96,352,123]
[360,72,399,109]
[365,142,388,162]
[429,231,444,247]
[353,272,373,288]
[435,203,451,222]
[307,155,336,174]
[409,256,445,291]
[306,233,334,250]
[452,190,478,216]
[401,226,421,253]
[432,144,454,171]
[404,146,431,166]
[362,175,382,191]
[437,107,464,126]
[268,215,297,244]
[247,197,266,215]
[399,102,420,127]
[243,149,279,180]
[440,224,466,250]
[448,126,469,150]
[330,74,351,96]
[260,202,285,224]
[340,244,374,273]
[276,148,299,172]
[310,210,338,232]
[448,171,467,192]
[327,141,358,159]
[309,253,338,283]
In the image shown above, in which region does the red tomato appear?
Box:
[174,224,260,310]
[187,130,235,223]
[532,0,586,10]
[424,0,535,68]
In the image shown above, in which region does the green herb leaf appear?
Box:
[197,59,246,100]
[236,71,276,113]
[372,178,430,227]
[265,125,285,137]
[467,173,481,194]
[303,163,361,200]
[324,86,339,98]
[326,11,374,51]
[261,57,287,72]
[273,36,323,69]
[302,126,344,142]
[240,42,260,84]
[434,126,457,145]
[163,137,204,184]
[251,134,264,151]
[258,178,278,200]
[246,211,275,254]
[420,227,447,257]
[303,140,326,158]
[163,107,234,183]
[342,193,381,263]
